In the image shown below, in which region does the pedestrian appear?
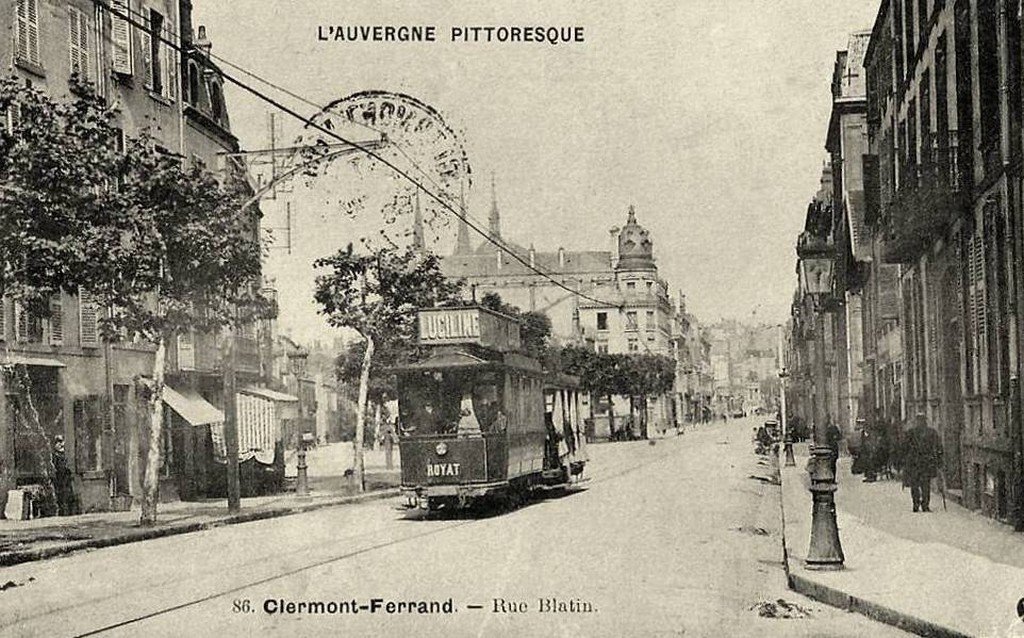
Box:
[902,413,942,512]
[51,435,77,517]
[825,415,842,479]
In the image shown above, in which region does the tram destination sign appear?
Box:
[417,307,522,352]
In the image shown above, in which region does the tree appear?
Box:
[314,243,462,490]
[0,78,269,525]
[478,292,552,360]
[622,353,676,438]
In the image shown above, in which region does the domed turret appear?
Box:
[616,205,654,270]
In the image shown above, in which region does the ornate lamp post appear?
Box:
[798,234,844,570]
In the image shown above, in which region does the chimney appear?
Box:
[529,244,536,268]
[496,250,503,270]
[558,247,565,268]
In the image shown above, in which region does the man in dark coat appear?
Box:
[51,435,77,516]
[903,414,942,512]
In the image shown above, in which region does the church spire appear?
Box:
[488,172,501,239]
[454,177,472,255]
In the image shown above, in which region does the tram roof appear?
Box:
[389,348,542,374]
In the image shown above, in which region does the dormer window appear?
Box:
[208,79,223,120]
[187,61,201,105]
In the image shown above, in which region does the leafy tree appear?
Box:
[478,292,552,360]
[0,78,269,524]
[621,353,676,438]
[314,243,462,489]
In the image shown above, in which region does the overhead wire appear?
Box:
[93,0,623,310]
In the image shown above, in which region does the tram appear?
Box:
[394,306,587,511]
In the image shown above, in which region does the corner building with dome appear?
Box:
[441,197,707,439]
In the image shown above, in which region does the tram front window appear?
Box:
[399,370,504,436]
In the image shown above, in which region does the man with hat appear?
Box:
[903,413,942,512]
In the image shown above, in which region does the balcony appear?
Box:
[173,331,261,376]
[880,130,969,263]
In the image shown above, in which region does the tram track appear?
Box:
[57,438,691,637]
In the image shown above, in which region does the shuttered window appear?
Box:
[79,287,99,347]
[162,17,177,100]
[110,0,133,75]
[68,6,91,81]
[14,300,43,343]
[15,0,41,67]
[49,296,64,346]
[4,102,21,136]
[0,297,6,341]
[140,11,154,88]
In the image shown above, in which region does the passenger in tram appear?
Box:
[456,394,483,437]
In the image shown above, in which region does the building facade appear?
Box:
[0,0,272,514]
[858,0,1023,525]
[442,203,690,438]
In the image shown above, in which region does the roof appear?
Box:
[442,250,613,278]
[163,386,224,426]
[241,387,299,402]
[390,351,493,372]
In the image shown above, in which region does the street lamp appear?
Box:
[797,234,844,570]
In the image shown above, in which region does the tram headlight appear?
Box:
[435,442,448,456]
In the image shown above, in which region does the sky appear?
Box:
[193,0,880,344]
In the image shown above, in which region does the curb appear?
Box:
[776,462,969,638]
[0,487,401,568]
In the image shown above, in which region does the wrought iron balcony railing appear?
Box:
[881,129,970,263]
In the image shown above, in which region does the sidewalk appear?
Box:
[0,442,401,568]
[781,444,1024,638]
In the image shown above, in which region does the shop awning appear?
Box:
[1,356,66,368]
[240,387,299,402]
[163,386,224,426]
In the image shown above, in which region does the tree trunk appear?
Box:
[354,334,373,492]
[372,401,382,452]
[0,367,9,517]
[607,394,615,437]
[140,336,167,526]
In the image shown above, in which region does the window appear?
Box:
[14,300,44,343]
[625,281,636,291]
[209,80,223,119]
[628,338,639,352]
[187,60,201,104]
[646,281,653,292]
[15,0,41,67]
[625,311,638,331]
[596,312,608,331]
[597,344,609,354]
[646,311,655,331]
[48,296,63,346]
[78,287,99,347]
[110,0,132,75]
[68,6,92,81]
[142,10,163,93]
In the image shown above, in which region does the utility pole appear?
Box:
[778,323,795,466]
[223,325,241,513]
